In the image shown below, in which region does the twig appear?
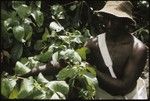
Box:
[132,24,149,34]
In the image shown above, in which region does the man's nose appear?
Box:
[107,20,112,28]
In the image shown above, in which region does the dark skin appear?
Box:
[21,59,68,77]
[84,14,147,96]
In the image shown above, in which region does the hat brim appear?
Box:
[95,9,136,25]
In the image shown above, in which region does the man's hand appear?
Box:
[20,59,68,78]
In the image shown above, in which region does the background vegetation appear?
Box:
[1,0,149,99]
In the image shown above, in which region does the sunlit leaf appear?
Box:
[28,57,41,69]
[51,52,59,67]
[13,25,25,42]
[59,35,70,44]
[49,21,64,32]
[37,73,49,84]
[57,67,78,80]
[9,86,19,99]
[82,73,96,98]
[18,77,34,98]
[15,61,31,75]
[85,66,96,77]
[51,92,66,99]
[73,51,82,62]
[1,78,17,97]
[31,10,44,27]
[4,18,13,28]
[76,47,89,60]
[45,81,69,95]
[51,5,65,19]
[27,88,46,99]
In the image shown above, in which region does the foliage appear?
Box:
[1,1,96,99]
[1,0,149,100]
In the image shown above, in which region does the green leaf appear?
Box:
[4,18,13,28]
[37,73,49,84]
[82,73,96,98]
[49,21,64,32]
[83,28,91,37]
[24,23,33,41]
[12,1,26,10]
[35,45,54,62]
[31,10,44,27]
[16,4,31,19]
[51,52,59,66]
[35,1,41,8]
[18,77,34,98]
[50,92,60,99]
[76,47,89,60]
[57,67,78,80]
[59,49,81,63]
[28,88,46,99]
[42,28,50,41]
[51,92,66,99]
[85,66,96,77]
[34,40,44,51]
[11,43,23,61]
[71,35,82,44]
[73,51,82,63]
[45,81,69,95]
[59,35,70,44]
[9,86,19,99]
[1,78,17,97]
[20,57,29,65]
[13,25,25,42]
[4,14,20,30]
[36,50,53,63]
[28,57,41,69]
[51,5,65,19]
[15,61,31,75]
[59,49,74,59]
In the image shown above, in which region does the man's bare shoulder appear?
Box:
[132,35,147,55]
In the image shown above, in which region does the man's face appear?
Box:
[103,15,126,36]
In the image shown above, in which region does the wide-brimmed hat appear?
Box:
[94,1,136,25]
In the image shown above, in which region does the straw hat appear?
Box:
[94,1,136,25]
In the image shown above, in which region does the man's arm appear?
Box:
[96,43,147,96]
[84,38,147,96]
[21,59,67,77]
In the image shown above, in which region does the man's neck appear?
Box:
[106,32,131,44]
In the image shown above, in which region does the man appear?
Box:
[84,1,147,99]
[21,1,147,99]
